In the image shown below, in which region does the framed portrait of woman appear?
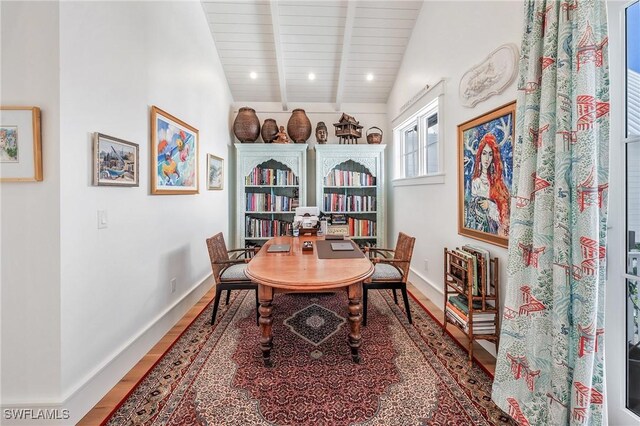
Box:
[458,101,515,247]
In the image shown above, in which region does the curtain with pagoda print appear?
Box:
[491,1,609,425]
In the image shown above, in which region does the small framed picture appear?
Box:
[458,101,515,248]
[0,106,43,182]
[151,106,199,195]
[93,133,139,187]
[207,154,224,190]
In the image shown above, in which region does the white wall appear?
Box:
[386,1,523,348]
[1,1,62,405]
[230,101,389,241]
[2,1,234,423]
[58,1,234,419]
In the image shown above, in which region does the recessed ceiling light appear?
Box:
[308,73,316,81]
[250,71,257,79]
[366,73,374,81]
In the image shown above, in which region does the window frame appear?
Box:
[393,95,444,186]
[624,0,640,418]
[400,120,419,178]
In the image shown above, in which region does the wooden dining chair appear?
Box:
[363,232,416,326]
[206,232,259,325]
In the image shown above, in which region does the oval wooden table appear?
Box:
[245,235,374,366]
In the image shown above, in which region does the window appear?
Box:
[393,98,441,183]
[402,124,419,178]
[625,0,640,417]
[425,113,439,174]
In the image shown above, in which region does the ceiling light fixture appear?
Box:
[366,73,374,81]
[250,72,257,79]
[308,73,316,81]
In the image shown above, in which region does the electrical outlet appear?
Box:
[170,278,177,293]
[424,259,429,272]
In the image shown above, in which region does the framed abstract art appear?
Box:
[150,106,199,195]
[458,101,515,247]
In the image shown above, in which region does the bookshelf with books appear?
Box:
[236,143,307,249]
[443,246,500,364]
[314,144,385,248]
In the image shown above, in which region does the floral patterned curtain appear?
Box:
[491,1,609,425]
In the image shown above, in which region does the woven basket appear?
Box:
[366,127,383,144]
[261,119,278,143]
[233,107,260,142]
[287,109,312,143]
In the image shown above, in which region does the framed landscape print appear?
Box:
[93,133,139,187]
[151,106,199,195]
[0,106,42,182]
[458,101,515,247]
[207,154,223,190]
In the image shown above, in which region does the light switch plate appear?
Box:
[98,210,108,229]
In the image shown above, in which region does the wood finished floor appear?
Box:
[79,282,497,425]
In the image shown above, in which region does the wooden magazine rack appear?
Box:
[443,247,500,365]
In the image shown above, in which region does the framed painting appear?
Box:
[207,154,223,190]
[93,133,139,187]
[0,106,42,182]
[151,106,199,195]
[458,101,515,247]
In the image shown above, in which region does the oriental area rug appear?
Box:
[104,290,515,425]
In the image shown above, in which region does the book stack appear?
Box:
[324,170,375,186]
[245,193,294,212]
[245,167,298,186]
[446,293,496,335]
[347,217,376,237]
[323,193,376,212]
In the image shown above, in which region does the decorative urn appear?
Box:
[287,109,312,143]
[261,118,278,143]
[233,107,260,142]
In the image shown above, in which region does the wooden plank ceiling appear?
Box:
[201,0,424,109]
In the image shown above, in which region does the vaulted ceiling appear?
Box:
[201,0,424,109]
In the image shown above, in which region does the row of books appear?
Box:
[323,194,376,212]
[449,245,493,296]
[245,193,295,212]
[347,217,377,237]
[445,294,496,334]
[324,170,375,187]
[245,217,290,238]
[245,167,298,186]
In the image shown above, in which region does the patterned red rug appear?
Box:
[104,290,515,425]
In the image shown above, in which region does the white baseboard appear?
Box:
[0,274,214,425]
[408,267,444,309]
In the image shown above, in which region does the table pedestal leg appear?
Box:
[347,282,363,363]
[258,284,274,367]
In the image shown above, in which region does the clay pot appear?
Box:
[233,107,260,142]
[287,109,312,143]
[261,118,278,143]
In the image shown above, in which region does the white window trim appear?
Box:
[392,80,445,186]
[608,1,640,424]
